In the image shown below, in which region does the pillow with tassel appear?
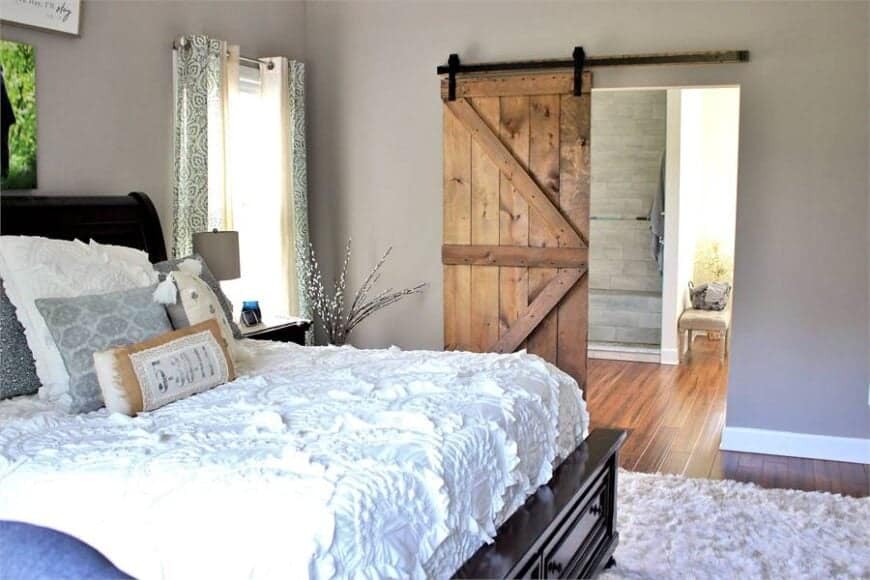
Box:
[153,266,245,363]
[153,255,242,338]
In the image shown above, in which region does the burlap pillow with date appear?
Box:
[93,319,236,416]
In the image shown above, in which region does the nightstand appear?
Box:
[239,316,311,345]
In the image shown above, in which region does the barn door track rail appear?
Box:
[438,47,750,100]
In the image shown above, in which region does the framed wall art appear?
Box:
[1,0,81,36]
[0,40,37,190]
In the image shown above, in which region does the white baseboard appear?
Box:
[589,344,660,363]
[720,426,870,464]
[660,347,679,365]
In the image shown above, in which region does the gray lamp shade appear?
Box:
[192,230,241,281]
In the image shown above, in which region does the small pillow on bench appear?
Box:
[688,281,731,311]
[94,319,236,416]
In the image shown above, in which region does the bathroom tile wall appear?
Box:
[590,90,666,346]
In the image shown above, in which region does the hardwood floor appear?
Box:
[587,335,869,498]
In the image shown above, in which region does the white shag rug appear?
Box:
[602,470,870,579]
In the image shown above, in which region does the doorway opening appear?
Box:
[588,86,740,367]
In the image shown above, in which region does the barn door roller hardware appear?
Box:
[438,47,750,101]
[573,46,586,96]
[447,53,461,101]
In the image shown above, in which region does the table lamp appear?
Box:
[192,229,241,281]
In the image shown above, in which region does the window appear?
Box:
[218,62,295,320]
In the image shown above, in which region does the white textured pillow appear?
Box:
[0,236,158,402]
[89,239,157,266]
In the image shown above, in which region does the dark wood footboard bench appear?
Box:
[454,429,627,579]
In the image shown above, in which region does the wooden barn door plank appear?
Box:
[527,95,561,364]
[493,268,585,354]
[446,99,582,247]
[557,92,591,386]
[443,105,472,350]
[498,96,530,340]
[442,245,587,268]
[469,97,501,352]
[441,73,575,100]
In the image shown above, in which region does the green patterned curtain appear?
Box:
[172,35,225,257]
[171,42,311,331]
[288,61,311,330]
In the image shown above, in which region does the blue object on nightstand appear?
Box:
[241,300,262,326]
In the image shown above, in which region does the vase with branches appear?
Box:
[299,240,426,346]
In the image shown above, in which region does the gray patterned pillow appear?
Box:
[35,285,172,413]
[154,255,241,338]
[0,279,40,399]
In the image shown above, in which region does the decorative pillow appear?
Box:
[154,270,244,362]
[0,279,40,399]
[0,236,158,403]
[688,281,731,311]
[703,282,731,311]
[153,255,242,338]
[94,319,235,416]
[89,239,157,269]
[34,285,172,413]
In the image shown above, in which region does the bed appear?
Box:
[0,193,612,579]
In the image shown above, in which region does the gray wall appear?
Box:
[304,1,869,439]
[0,0,307,245]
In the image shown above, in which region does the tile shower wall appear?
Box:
[590,90,666,347]
[589,220,662,291]
[589,291,663,344]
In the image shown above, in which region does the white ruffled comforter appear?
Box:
[0,340,588,579]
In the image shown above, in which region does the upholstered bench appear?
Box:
[678,301,731,362]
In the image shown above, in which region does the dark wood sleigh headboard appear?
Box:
[0,192,168,263]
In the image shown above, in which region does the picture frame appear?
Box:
[0,40,37,190]
[0,0,81,36]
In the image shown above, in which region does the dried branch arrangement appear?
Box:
[300,240,426,346]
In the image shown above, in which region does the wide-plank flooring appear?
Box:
[587,336,869,498]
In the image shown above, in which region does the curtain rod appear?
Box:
[239,55,274,70]
[172,40,274,70]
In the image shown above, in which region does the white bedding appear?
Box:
[0,340,588,579]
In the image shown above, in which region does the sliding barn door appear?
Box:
[442,71,592,389]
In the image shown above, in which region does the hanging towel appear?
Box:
[649,150,666,272]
